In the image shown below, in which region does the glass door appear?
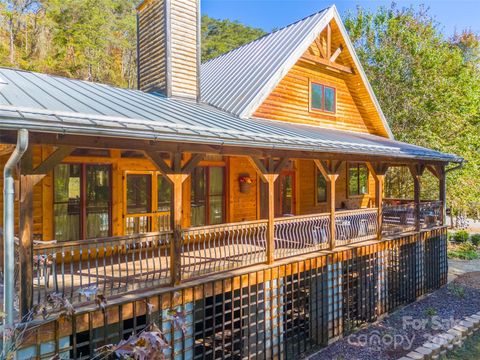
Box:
[86,165,111,238]
[53,164,111,241]
[276,170,296,217]
[125,173,152,234]
[125,172,172,234]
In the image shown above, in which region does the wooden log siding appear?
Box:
[297,159,376,215]
[253,18,390,138]
[137,0,199,99]
[137,0,167,92]
[16,227,448,360]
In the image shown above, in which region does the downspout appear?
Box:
[2,129,28,353]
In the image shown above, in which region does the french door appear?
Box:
[275,170,296,217]
[53,164,112,241]
[124,171,172,234]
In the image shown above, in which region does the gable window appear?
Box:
[348,163,369,197]
[315,168,327,203]
[310,82,336,113]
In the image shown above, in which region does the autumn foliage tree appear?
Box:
[0,1,479,216]
[345,4,480,216]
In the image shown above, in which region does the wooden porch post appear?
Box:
[439,167,446,226]
[165,173,188,285]
[410,164,425,232]
[18,146,73,316]
[314,160,342,250]
[427,165,447,226]
[367,162,389,240]
[145,151,204,285]
[265,173,278,264]
[247,156,289,264]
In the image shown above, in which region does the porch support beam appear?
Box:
[26,132,449,166]
[30,146,75,175]
[314,160,343,250]
[427,165,447,225]
[165,173,189,286]
[145,151,205,285]
[410,164,426,231]
[367,162,389,240]
[248,156,289,264]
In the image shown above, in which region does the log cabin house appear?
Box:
[0,1,462,359]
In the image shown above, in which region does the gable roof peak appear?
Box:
[200,4,394,139]
[202,6,332,67]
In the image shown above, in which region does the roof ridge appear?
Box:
[201,6,332,66]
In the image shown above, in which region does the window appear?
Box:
[191,166,225,226]
[348,163,369,197]
[157,175,172,212]
[310,82,336,113]
[316,169,327,203]
[126,174,151,214]
[54,164,111,241]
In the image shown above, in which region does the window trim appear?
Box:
[314,167,327,205]
[53,163,113,241]
[347,162,369,198]
[190,165,226,226]
[309,80,337,114]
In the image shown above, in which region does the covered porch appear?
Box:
[2,129,449,315]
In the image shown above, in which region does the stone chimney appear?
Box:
[137,0,200,100]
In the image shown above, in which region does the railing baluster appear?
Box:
[70,247,74,301]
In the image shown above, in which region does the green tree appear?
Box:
[201,15,265,62]
[345,4,480,215]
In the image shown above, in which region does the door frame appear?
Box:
[123,170,158,234]
[275,169,297,217]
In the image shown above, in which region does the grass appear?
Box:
[448,242,479,260]
[441,330,480,359]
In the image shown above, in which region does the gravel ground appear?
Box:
[308,270,480,360]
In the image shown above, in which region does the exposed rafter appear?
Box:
[330,45,343,63]
[301,52,353,74]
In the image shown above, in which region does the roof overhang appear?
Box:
[0,105,461,164]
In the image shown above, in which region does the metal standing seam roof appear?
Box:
[201,8,330,118]
[0,67,461,163]
[200,5,394,139]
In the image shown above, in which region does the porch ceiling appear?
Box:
[0,67,461,163]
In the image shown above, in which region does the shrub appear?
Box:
[470,234,480,247]
[425,307,437,317]
[448,283,466,299]
[448,242,479,260]
[453,230,470,243]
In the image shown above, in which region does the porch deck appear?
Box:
[25,202,441,308]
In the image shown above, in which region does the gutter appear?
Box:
[2,129,28,355]
[445,160,465,173]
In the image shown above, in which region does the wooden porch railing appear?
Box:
[335,208,378,245]
[382,202,416,235]
[32,231,171,305]
[181,220,268,279]
[24,204,443,308]
[274,213,331,259]
[124,211,171,234]
[419,201,443,229]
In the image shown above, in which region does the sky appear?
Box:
[201,0,480,36]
